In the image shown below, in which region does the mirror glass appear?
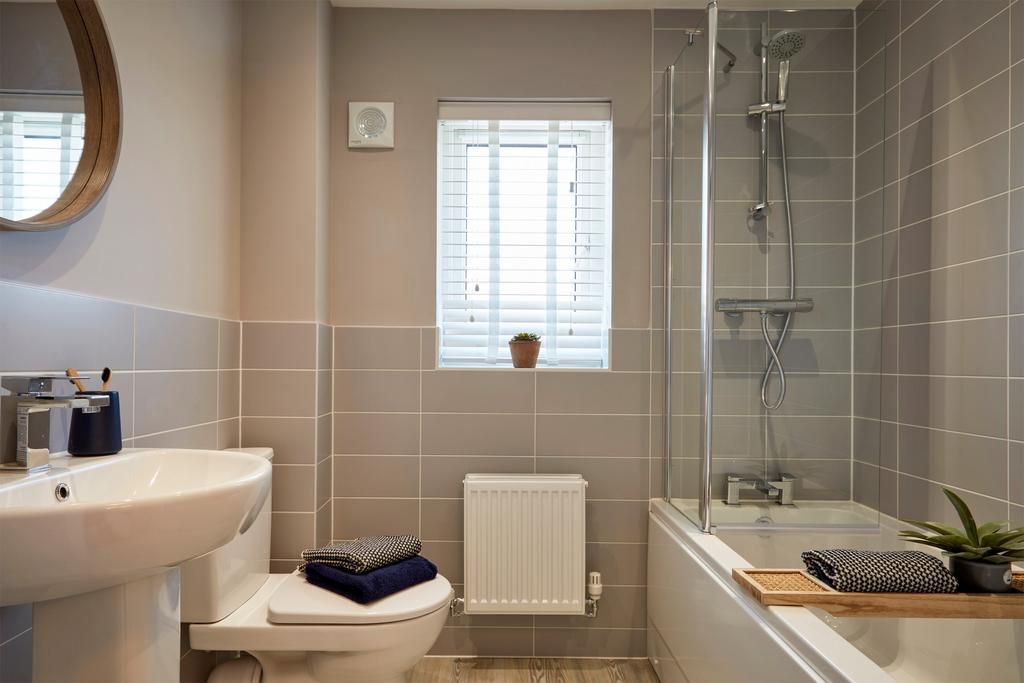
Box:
[0,0,85,222]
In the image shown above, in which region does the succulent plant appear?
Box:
[899,488,1024,564]
[510,332,541,343]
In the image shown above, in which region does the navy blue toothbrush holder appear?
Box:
[68,390,122,456]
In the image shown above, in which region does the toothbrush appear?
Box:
[66,367,86,393]
[101,367,111,391]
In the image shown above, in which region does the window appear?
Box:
[437,102,612,368]
[0,109,85,220]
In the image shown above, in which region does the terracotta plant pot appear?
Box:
[509,340,541,368]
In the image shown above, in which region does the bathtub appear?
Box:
[647,499,1024,683]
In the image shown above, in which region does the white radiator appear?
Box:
[463,473,587,615]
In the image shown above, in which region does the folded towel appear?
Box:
[303,556,438,604]
[801,549,958,593]
[300,535,422,574]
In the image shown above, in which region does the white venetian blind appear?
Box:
[437,101,613,368]
[0,110,85,221]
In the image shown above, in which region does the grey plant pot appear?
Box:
[949,556,1014,593]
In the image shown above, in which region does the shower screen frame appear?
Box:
[662,0,718,534]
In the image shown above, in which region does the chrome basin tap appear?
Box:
[2,376,110,473]
[726,473,796,506]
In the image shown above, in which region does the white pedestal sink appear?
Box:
[0,448,272,682]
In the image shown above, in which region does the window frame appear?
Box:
[436,103,613,370]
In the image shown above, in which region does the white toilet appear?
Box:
[183,447,453,683]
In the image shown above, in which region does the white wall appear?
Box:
[0,0,242,320]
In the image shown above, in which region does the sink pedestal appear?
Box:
[33,569,180,683]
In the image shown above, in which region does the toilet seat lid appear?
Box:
[266,572,453,625]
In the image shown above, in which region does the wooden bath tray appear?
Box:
[733,568,1024,618]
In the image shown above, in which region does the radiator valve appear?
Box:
[585,571,602,618]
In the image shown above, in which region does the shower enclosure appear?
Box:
[660,1,885,531]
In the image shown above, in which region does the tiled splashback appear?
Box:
[851,0,1024,526]
[0,279,242,683]
[0,281,241,455]
[331,326,653,657]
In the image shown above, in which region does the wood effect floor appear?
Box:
[410,658,660,682]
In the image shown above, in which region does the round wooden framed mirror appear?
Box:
[0,0,121,231]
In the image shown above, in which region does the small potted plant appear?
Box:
[899,488,1024,592]
[508,332,541,368]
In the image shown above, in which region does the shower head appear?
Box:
[765,31,804,105]
[765,30,805,61]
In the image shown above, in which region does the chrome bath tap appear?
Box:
[725,473,796,506]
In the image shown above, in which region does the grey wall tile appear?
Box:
[899,0,1007,76]
[769,244,852,287]
[334,327,420,369]
[218,369,240,419]
[135,371,217,435]
[271,465,315,512]
[609,329,650,371]
[766,416,852,460]
[899,72,1009,179]
[898,257,1007,325]
[421,499,462,541]
[899,134,1009,228]
[219,320,241,369]
[217,419,239,449]
[136,308,219,372]
[334,412,419,455]
[333,498,419,539]
[316,457,331,509]
[898,318,1008,377]
[242,322,316,369]
[586,501,647,542]
[317,413,331,461]
[334,370,418,412]
[1011,380,1024,441]
[899,425,1008,500]
[537,371,649,414]
[317,369,331,417]
[0,282,133,372]
[899,17,1008,124]
[586,542,646,586]
[241,416,316,464]
[898,195,1008,275]
[1011,441,1024,505]
[270,512,314,560]
[899,375,1007,438]
[422,413,533,456]
[1011,316,1024,377]
[241,370,316,417]
[536,414,650,458]
[334,455,420,498]
[317,324,332,371]
[421,370,533,413]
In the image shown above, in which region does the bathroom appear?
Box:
[0,0,1020,680]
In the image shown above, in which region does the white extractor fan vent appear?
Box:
[349,102,394,148]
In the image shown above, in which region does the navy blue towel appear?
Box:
[303,556,438,604]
